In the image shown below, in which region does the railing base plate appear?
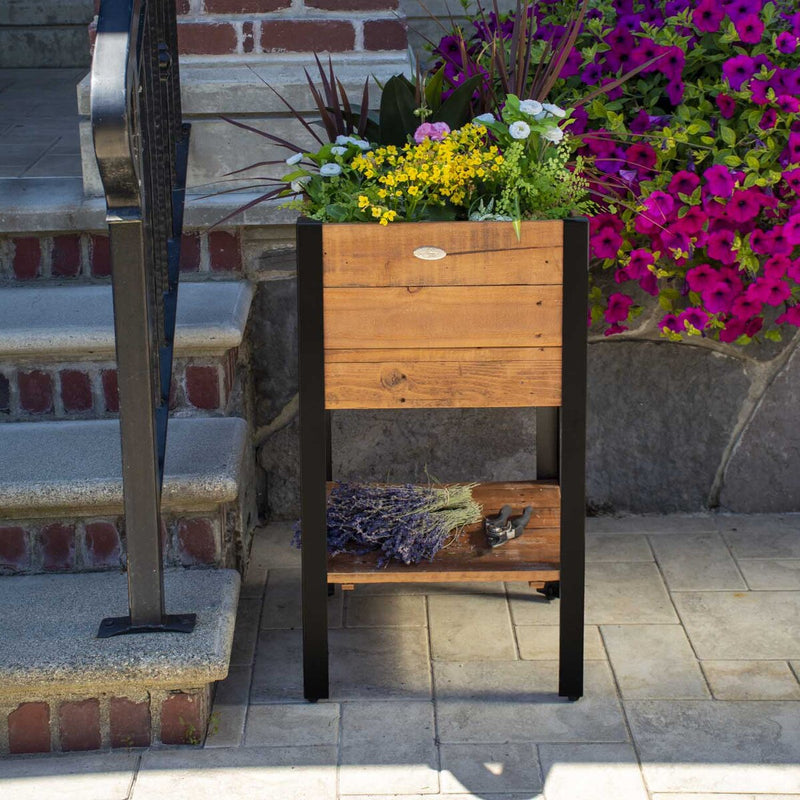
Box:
[97,613,197,638]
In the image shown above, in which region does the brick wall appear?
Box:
[91,0,407,56]
[1,685,212,754]
[0,511,231,574]
[0,230,244,282]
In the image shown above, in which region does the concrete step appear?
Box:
[0,280,254,419]
[0,416,258,573]
[0,568,239,753]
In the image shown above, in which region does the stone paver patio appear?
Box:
[1,514,799,799]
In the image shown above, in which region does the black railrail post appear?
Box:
[92,0,195,637]
[558,218,589,699]
[297,219,330,700]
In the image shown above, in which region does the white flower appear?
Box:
[290,175,310,193]
[320,162,343,177]
[285,152,303,166]
[331,145,348,156]
[508,120,531,140]
[335,134,350,145]
[473,113,495,124]
[542,125,564,143]
[542,102,566,118]
[518,99,544,117]
[349,137,372,151]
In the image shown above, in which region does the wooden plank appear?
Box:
[324,285,562,350]
[322,220,564,287]
[325,351,562,409]
[325,481,561,584]
[325,346,557,363]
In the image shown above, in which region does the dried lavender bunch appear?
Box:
[294,482,482,567]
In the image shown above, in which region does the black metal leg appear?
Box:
[298,220,329,701]
[558,219,588,700]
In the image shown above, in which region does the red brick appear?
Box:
[364,18,407,50]
[160,691,206,745]
[59,699,101,751]
[307,0,397,8]
[110,697,151,748]
[8,702,50,754]
[91,234,111,277]
[177,22,238,55]
[185,365,221,410]
[204,0,288,10]
[179,233,201,272]
[101,369,119,412]
[52,235,82,278]
[41,523,76,571]
[12,237,41,280]
[208,231,242,272]
[261,20,355,52]
[85,522,122,568]
[0,526,29,572]
[177,518,218,565]
[19,370,53,414]
[60,370,93,413]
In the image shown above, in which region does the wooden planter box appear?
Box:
[297,218,588,702]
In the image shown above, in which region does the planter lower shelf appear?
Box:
[327,480,560,585]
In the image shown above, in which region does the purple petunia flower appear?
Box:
[776,32,798,54]
[716,93,736,119]
[604,292,634,324]
[722,54,756,91]
[727,189,762,223]
[735,13,764,44]
[692,0,725,33]
[669,170,701,196]
[678,308,710,331]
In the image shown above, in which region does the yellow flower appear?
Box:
[407,185,420,197]
[371,206,382,218]
[357,195,370,209]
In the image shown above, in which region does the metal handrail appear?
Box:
[91,0,195,636]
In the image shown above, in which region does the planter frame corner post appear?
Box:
[297,218,330,701]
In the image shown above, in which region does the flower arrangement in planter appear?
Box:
[442,0,800,343]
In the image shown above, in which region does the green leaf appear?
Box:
[764,329,782,342]
[425,66,445,113]
[378,75,418,146]
[720,125,736,146]
[724,155,742,167]
[434,74,484,130]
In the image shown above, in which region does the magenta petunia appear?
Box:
[706,229,738,264]
[776,306,800,326]
[788,131,800,164]
[784,213,800,245]
[719,317,746,343]
[759,108,777,130]
[749,79,771,106]
[659,313,682,334]
[665,80,685,105]
[692,0,725,32]
[674,206,708,235]
[702,280,738,313]
[776,32,798,54]
[770,225,795,255]
[686,263,718,293]
[749,228,772,254]
[751,277,792,306]
[776,95,800,114]
[788,259,800,283]
[722,54,756,91]
[715,93,736,119]
[639,271,660,296]
[604,323,629,336]
[727,189,762,223]
[724,0,762,23]
[669,171,700,197]
[628,249,655,278]
[703,165,736,198]
[663,229,692,254]
[604,292,635,324]
[764,255,790,279]
[679,308,710,332]
[731,294,763,319]
[643,190,675,219]
[591,227,623,259]
[735,13,764,44]
[625,142,658,173]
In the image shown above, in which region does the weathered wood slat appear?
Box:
[325,481,561,584]
[324,285,562,350]
[325,350,562,409]
[325,346,557,363]
[322,220,564,287]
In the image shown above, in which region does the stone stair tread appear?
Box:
[0,568,239,691]
[0,416,249,516]
[0,280,253,358]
